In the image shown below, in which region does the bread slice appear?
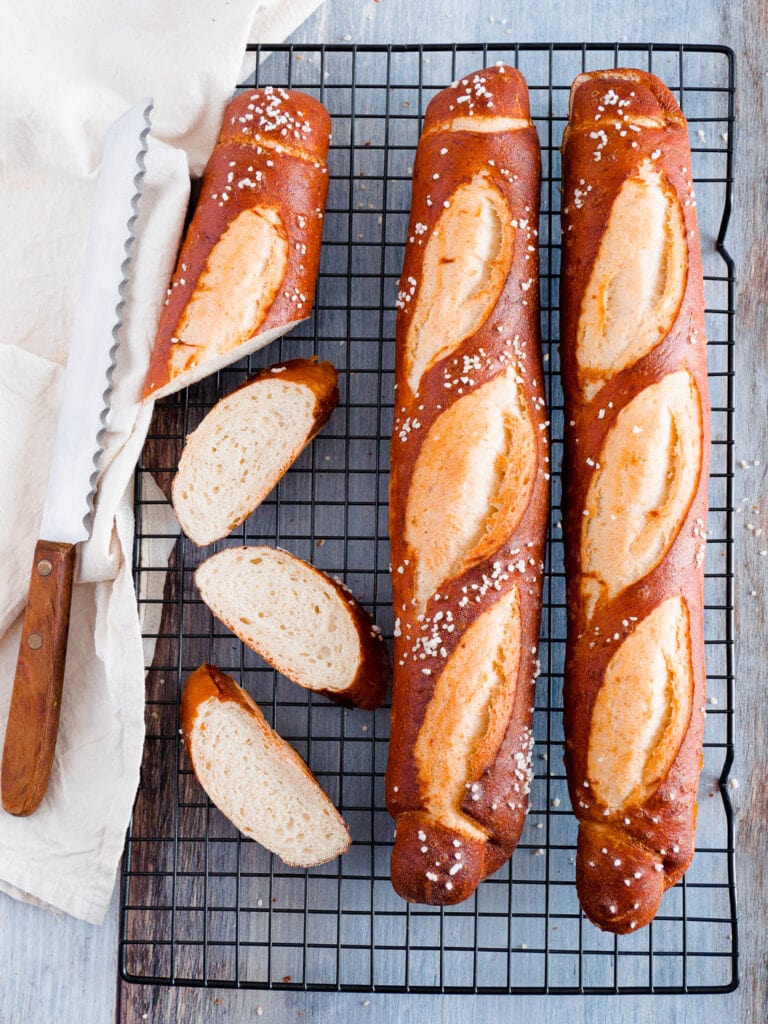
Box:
[181,664,350,866]
[172,359,338,546]
[195,546,390,709]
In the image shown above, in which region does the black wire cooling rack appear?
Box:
[120,42,737,994]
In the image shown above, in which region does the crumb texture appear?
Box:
[173,379,316,545]
[187,691,348,866]
[196,547,361,693]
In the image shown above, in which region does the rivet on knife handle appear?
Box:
[1,540,76,816]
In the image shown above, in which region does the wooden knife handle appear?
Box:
[2,540,76,816]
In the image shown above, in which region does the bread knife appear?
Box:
[1,99,153,816]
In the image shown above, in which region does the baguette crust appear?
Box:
[180,664,351,865]
[171,358,339,545]
[143,88,331,401]
[385,66,549,905]
[560,69,710,933]
[196,546,390,710]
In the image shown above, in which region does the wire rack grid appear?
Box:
[120,42,737,994]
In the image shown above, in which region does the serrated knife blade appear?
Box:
[41,99,153,543]
[2,99,153,817]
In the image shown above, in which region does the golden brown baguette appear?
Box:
[560,69,710,934]
[143,88,331,401]
[385,65,549,905]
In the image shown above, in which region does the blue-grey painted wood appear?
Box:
[2,2,765,1023]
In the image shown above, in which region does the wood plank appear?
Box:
[722,0,768,1018]
[0,889,119,1023]
[116,985,745,1024]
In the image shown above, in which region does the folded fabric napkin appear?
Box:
[0,0,323,924]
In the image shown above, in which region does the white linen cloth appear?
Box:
[0,0,323,924]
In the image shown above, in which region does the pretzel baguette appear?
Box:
[560,69,710,933]
[143,87,331,401]
[385,66,549,905]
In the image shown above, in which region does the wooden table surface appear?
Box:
[1,2,765,1022]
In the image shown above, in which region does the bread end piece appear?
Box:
[220,87,332,160]
[576,821,667,934]
[566,68,686,140]
[181,664,351,867]
[422,63,532,130]
[143,87,330,403]
[390,811,487,905]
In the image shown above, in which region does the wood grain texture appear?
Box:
[1,4,765,1024]
[1,539,76,817]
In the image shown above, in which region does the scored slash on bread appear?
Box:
[143,88,331,402]
[560,69,710,934]
[195,546,390,709]
[181,664,350,866]
[172,358,339,546]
